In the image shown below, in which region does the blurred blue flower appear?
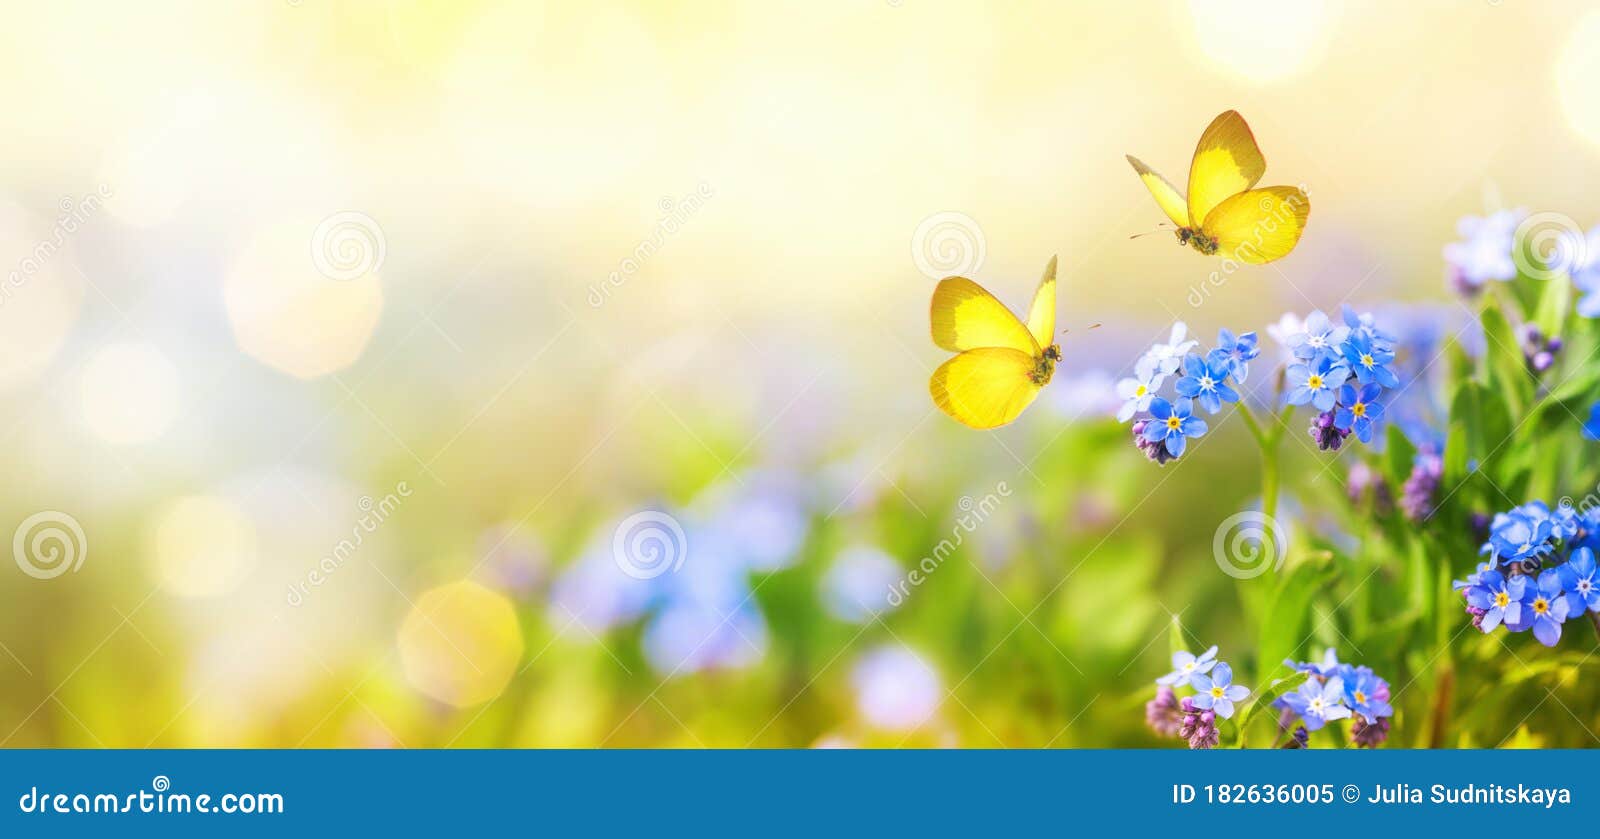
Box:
[1567,225,1600,317]
[1207,328,1260,383]
[1156,645,1218,687]
[1266,312,1306,362]
[1288,310,1349,363]
[1281,676,1351,731]
[1526,572,1571,647]
[1051,368,1125,421]
[1334,383,1384,443]
[1585,402,1600,441]
[1342,668,1394,724]
[1285,356,1349,411]
[1443,209,1524,291]
[1463,568,1527,632]
[852,645,942,732]
[1189,661,1249,719]
[642,600,768,675]
[821,545,903,623]
[1559,547,1600,614]
[1174,354,1238,414]
[547,534,655,635]
[695,472,809,572]
[1141,397,1208,458]
[1341,332,1399,389]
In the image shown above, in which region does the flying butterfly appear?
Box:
[1126,110,1309,264]
[929,256,1063,429]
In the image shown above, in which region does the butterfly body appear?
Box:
[1176,227,1218,255]
[1128,110,1309,264]
[928,256,1060,429]
[1031,344,1061,385]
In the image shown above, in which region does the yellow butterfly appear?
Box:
[929,256,1060,429]
[1126,110,1309,264]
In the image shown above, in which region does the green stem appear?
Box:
[1238,403,1285,524]
[1261,443,1281,524]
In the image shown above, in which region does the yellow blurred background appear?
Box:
[1,0,1598,747]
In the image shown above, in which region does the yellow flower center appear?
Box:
[1307,374,1323,389]
[1494,591,1509,608]
[1166,416,1182,430]
[1361,353,1374,368]
[1352,403,1367,418]
[1210,686,1225,699]
[1135,384,1147,397]
[1533,597,1549,615]
[1354,690,1367,704]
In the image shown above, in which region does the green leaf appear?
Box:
[1529,357,1600,434]
[1236,669,1310,747]
[1479,300,1532,417]
[1383,423,1418,489]
[1254,559,1335,680]
[1532,274,1572,339]
[1443,380,1514,487]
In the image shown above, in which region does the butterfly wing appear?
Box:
[1187,110,1266,227]
[1025,255,1057,349]
[930,277,1039,354]
[929,347,1043,429]
[1125,155,1190,228]
[1200,186,1310,264]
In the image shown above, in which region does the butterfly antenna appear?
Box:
[1128,224,1172,240]
[1059,323,1102,335]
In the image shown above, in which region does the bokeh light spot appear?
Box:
[225,218,383,379]
[78,342,180,445]
[398,580,524,708]
[1188,0,1332,83]
[1557,10,1600,149]
[147,495,259,598]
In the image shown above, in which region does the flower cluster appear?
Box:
[1275,649,1394,748]
[1146,645,1250,749]
[1117,324,1252,463]
[1453,500,1600,647]
[1278,308,1401,448]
